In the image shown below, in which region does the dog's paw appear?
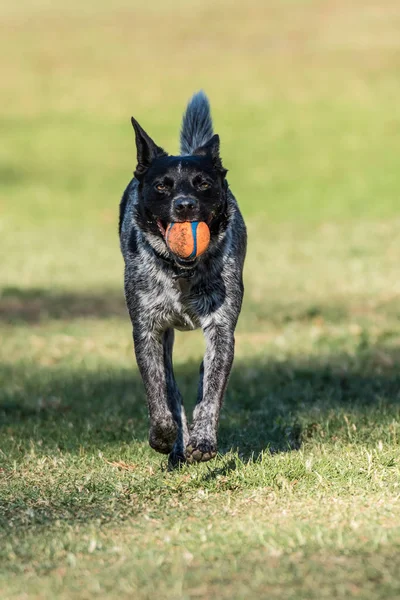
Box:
[149,419,177,455]
[186,438,217,464]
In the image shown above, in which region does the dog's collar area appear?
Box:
[172,266,196,280]
[151,246,197,280]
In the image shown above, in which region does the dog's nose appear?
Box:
[174,196,198,213]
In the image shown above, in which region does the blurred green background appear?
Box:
[2,0,400,313]
[1,1,400,598]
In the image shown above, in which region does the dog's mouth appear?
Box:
[157,217,213,268]
[157,220,193,265]
[157,214,214,237]
[157,219,167,237]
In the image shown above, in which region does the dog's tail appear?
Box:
[180,91,213,155]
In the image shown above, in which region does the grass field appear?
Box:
[1,0,400,598]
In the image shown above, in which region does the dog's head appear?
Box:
[131,117,228,261]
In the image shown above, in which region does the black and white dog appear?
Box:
[119,92,247,467]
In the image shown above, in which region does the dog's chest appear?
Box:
[152,276,212,332]
[158,279,197,331]
[132,256,223,332]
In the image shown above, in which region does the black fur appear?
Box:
[119,92,247,467]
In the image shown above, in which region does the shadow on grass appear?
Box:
[1,347,400,530]
[2,348,400,459]
[0,287,128,323]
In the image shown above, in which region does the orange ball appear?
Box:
[165,221,210,259]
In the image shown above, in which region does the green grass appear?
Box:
[1,0,400,598]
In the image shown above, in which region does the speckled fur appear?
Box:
[119,92,247,466]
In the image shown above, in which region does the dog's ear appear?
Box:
[193,134,227,177]
[131,117,167,179]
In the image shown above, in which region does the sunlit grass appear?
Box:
[1,0,400,598]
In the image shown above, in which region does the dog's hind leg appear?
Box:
[133,326,178,454]
[163,328,190,469]
[186,323,235,463]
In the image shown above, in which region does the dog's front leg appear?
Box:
[133,326,178,455]
[163,328,190,468]
[186,322,235,463]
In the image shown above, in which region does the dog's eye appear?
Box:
[199,182,210,190]
[155,183,166,192]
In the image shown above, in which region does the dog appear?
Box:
[119,91,247,467]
